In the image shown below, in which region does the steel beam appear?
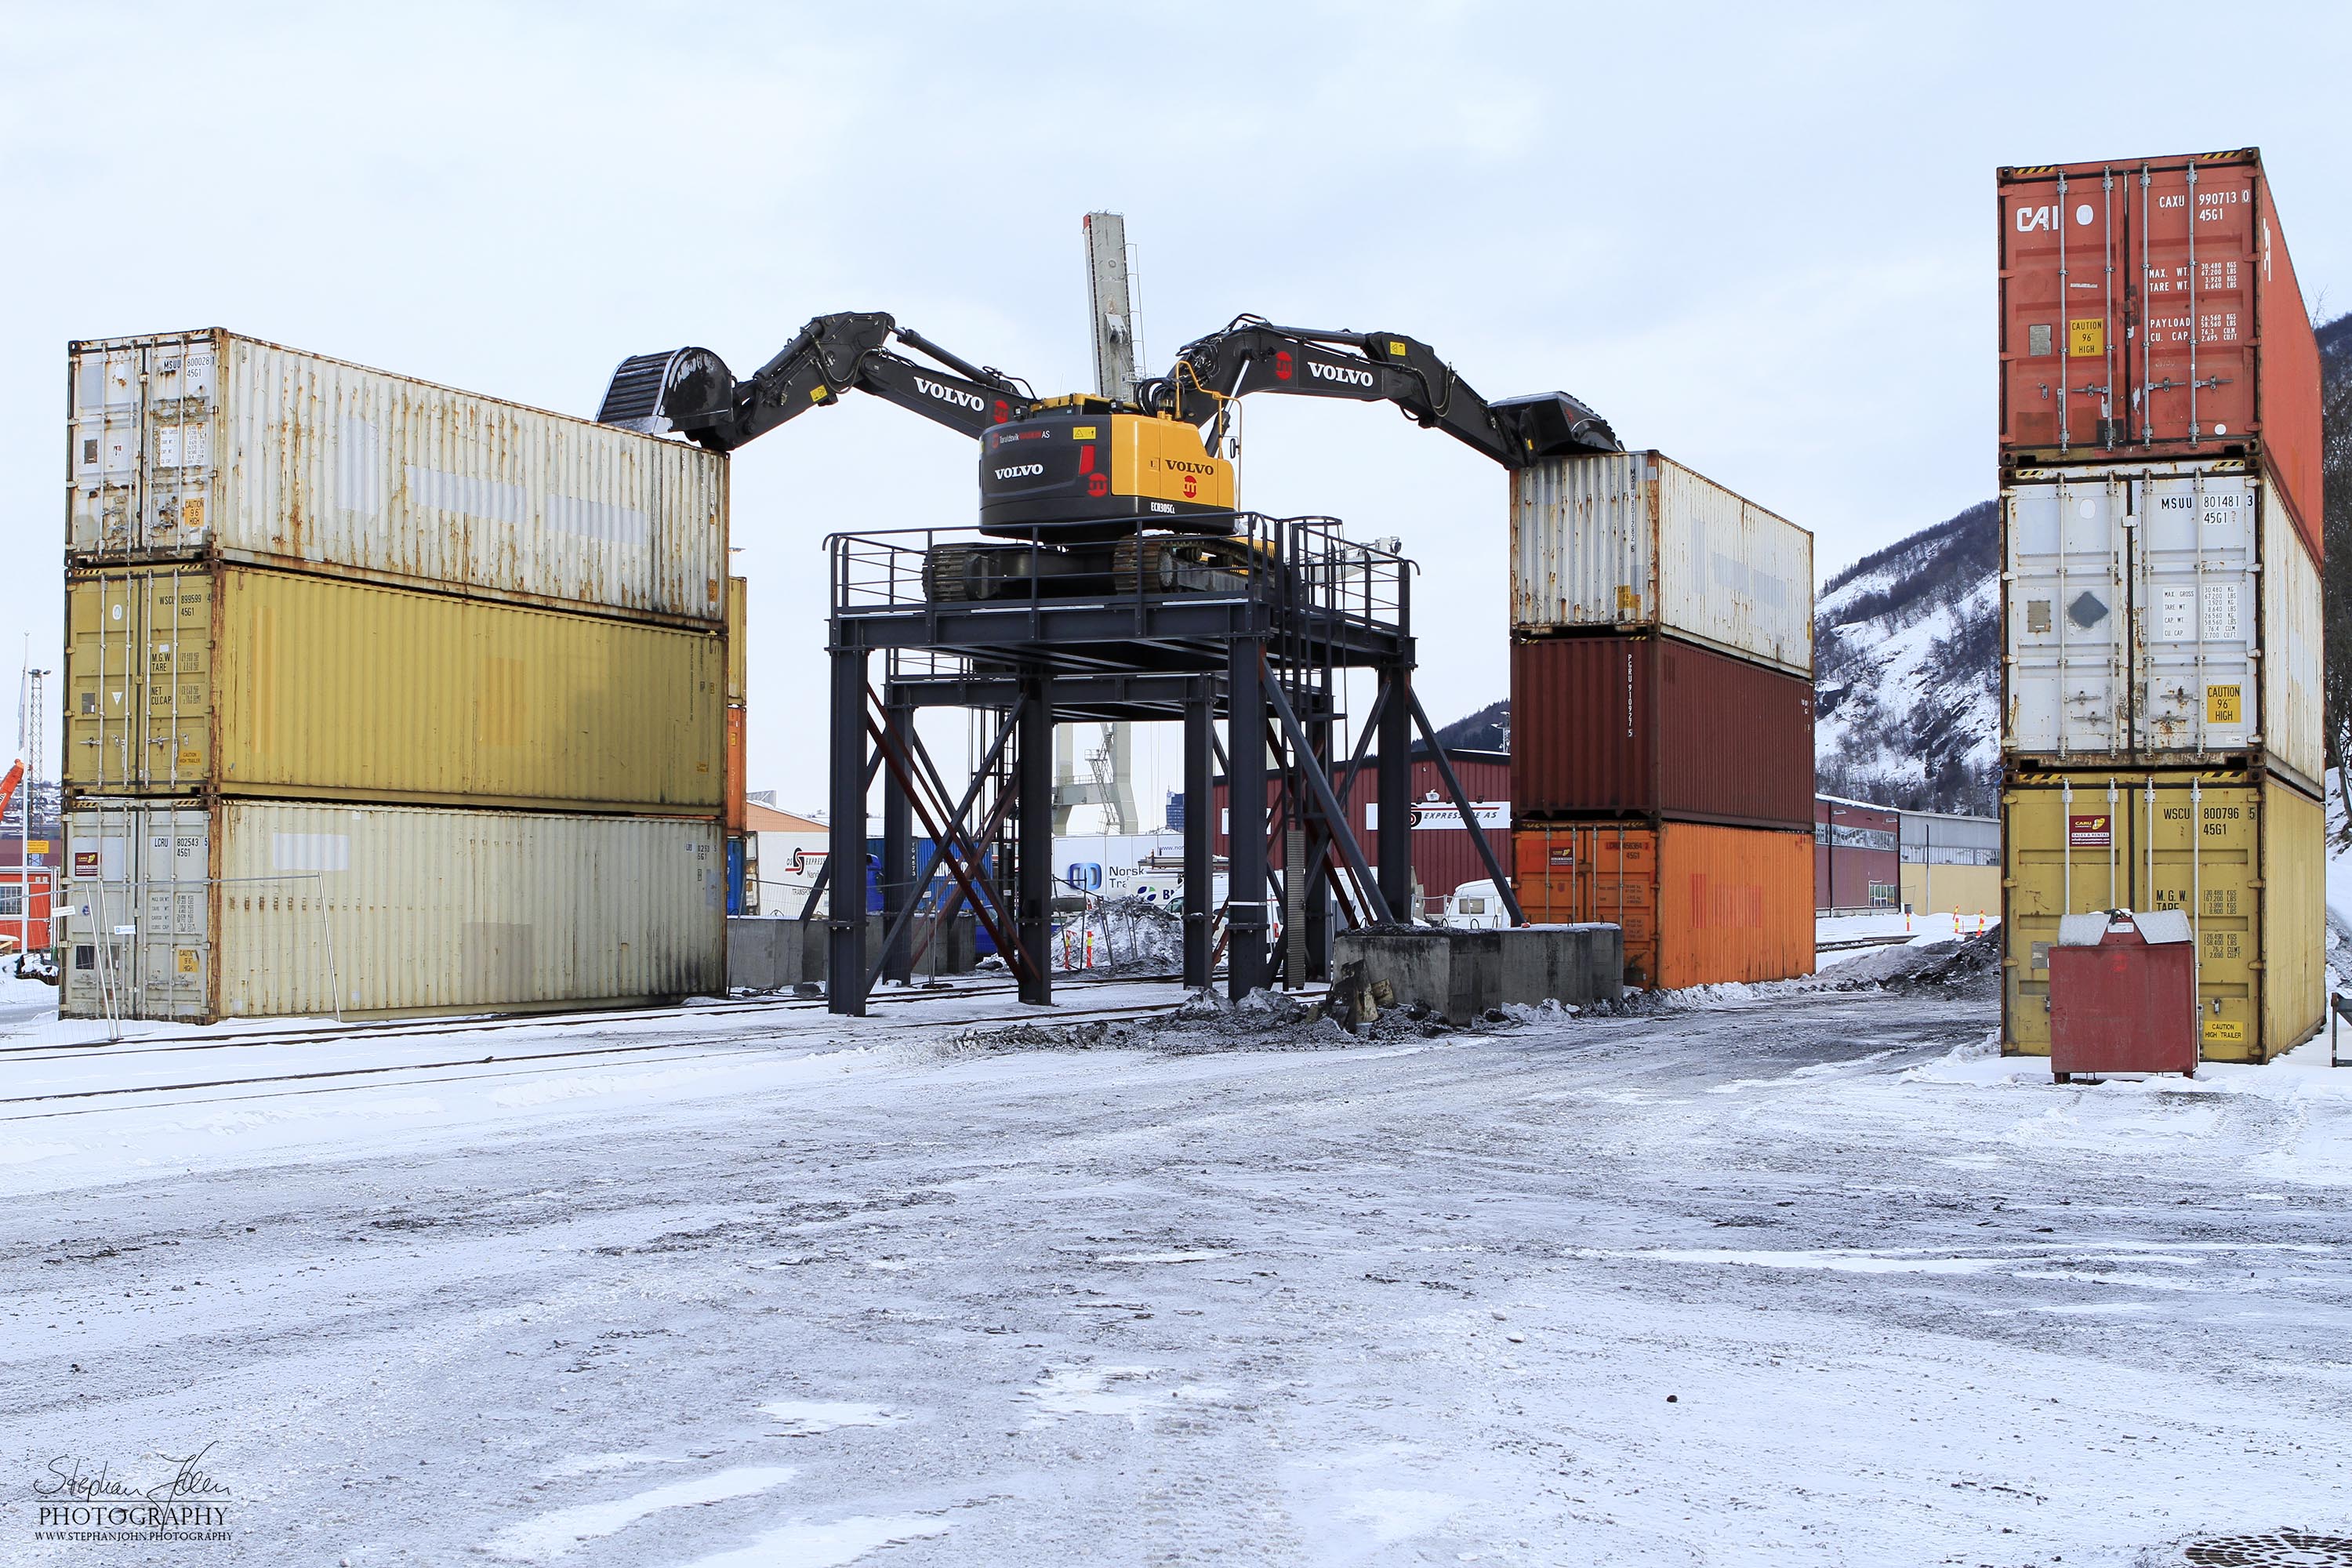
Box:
[826,648,869,1016]
[1017,674,1054,1005]
[1225,639,1269,999]
[1183,681,1214,988]
[1376,663,1414,922]
[880,700,913,984]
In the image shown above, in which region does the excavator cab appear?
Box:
[978,407,1236,539]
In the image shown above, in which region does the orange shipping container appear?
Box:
[1513,822,1814,990]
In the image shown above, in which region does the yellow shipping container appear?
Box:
[2002,768,2325,1063]
[66,564,724,813]
[725,575,748,703]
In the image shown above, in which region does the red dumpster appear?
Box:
[2049,909,2197,1081]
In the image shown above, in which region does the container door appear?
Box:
[2005,471,2129,757]
[2135,776,2257,1062]
[140,567,215,790]
[67,347,145,554]
[60,811,130,1019]
[133,808,212,1022]
[2129,160,2258,448]
[2000,775,2137,1052]
[64,338,218,558]
[65,575,143,791]
[2135,468,2256,757]
[2000,170,2126,451]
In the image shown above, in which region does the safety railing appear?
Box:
[825,512,1411,636]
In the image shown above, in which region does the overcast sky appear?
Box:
[5,2,2347,820]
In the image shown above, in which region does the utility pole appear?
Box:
[1053,211,1143,837]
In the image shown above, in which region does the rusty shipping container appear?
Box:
[2000,766,2324,1063]
[67,329,729,623]
[1997,150,2323,560]
[65,564,724,813]
[59,799,724,1022]
[2001,458,2323,794]
[1510,452,1813,677]
[1512,633,1814,830]
[1513,822,1814,990]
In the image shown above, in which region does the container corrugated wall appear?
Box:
[2001,459,2322,792]
[1509,452,1813,677]
[1511,634,1814,829]
[60,800,724,1021]
[66,330,728,624]
[1999,768,2324,1062]
[1515,822,1815,989]
[64,564,724,811]
[1996,150,2323,557]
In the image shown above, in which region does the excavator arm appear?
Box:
[597,312,1035,452]
[1142,316,1618,468]
[0,760,21,821]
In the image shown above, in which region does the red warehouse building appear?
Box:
[1214,746,1510,909]
[1815,795,1900,913]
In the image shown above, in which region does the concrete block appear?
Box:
[1333,924,1622,1025]
[727,915,979,992]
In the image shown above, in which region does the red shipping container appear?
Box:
[1512,633,1815,831]
[1998,149,2323,561]
[2048,909,2198,1080]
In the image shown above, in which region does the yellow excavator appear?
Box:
[597,311,1617,599]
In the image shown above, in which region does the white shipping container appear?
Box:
[1510,452,1813,677]
[2002,459,2322,792]
[66,330,728,623]
[59,800,724,1022]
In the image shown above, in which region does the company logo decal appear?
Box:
[914,377,986,412]
[1307,361,1374,387]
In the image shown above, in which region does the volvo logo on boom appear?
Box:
[915,377,986,412]
[1307,361,1375,388]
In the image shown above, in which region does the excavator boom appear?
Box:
[1143,317,1618,467]
[597,313,1033,452]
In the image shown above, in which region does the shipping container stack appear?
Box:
[1996,150,2327,1064]
[59,330,732,1022]
[1506,452,1818,989]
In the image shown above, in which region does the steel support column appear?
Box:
[1304,693,1334,979]
[879,699,913,985]
[1182,681,1214,988]
[826,648,869,1016]
[1017,674,1054,1005]
[1226,639,1269,998]
[1376,662,1414,922]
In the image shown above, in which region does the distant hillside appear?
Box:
[1812,501,2001,815]
[1430,699,1508,753]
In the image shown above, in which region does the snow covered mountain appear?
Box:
[1812,501,2001,815]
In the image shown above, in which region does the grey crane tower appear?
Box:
[1052,212,1146,835]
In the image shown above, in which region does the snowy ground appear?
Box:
[5,973,2351,1566]
[1817,911,1999,971]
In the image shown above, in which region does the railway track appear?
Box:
[0,992,1208,1123]
[0,969,1186,1066]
